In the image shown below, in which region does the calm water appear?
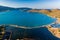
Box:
[0,10,56,28]
[0,10,58,39]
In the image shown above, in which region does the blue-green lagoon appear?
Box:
[0,10,57,39]
[0,10,56,28]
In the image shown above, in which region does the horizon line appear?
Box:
[0,5,60,9]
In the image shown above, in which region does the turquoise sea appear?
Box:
[0,10,58,40]
[0,10,56,27]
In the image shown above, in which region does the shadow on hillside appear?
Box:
[25,27,60,40]
[6,27,60,40]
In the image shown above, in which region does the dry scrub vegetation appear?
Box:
[29,9,60,38]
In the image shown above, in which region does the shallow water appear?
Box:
[0,10,56,28]
[0,10,57,39]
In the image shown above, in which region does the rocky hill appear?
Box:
[29,9,60,23]
[29,9,60,18]
[29,9,60,38]
[0,6,16,12]
[0,6,32,12]
[46,25,60,38]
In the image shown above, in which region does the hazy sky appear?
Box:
[0,0,60,9]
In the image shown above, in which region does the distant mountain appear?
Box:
[0,6,32,12]
[0,6,16,12]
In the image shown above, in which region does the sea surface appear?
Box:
[0,10,56,28]
[0,10,58,40]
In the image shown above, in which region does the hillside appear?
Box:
[0,6,16,12]
[29,9,60,18]
[29,9,60,38]
[46,26,60,38]
[0,6,32,12]
[29,9,60,23]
